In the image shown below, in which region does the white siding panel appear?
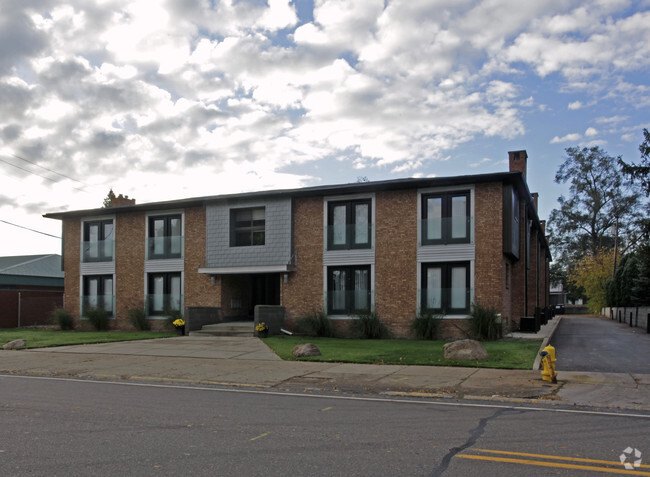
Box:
[80,262,115,275]
[323,249,375,266]
[417,244,475,262]
[145,259,184,273]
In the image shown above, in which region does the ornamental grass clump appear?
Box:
[84,307,110,331]
[469,303,503,341]
[410,310,442,340]
[296,310,334,337]
[52,308,74,331]
[128,308,150,331]
[349,311,389,339]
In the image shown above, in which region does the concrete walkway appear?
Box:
[1,317,648,412]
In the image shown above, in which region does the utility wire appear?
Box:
[0,156,88,193]
[7,152,89,186]
[0,219,61,239]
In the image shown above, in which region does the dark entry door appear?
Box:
[249,274,280,316]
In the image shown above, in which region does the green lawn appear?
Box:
[0,329,176,349]
[263,336,543,369]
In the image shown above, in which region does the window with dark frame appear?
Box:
[82,275,114,315]
[421,191,470,245]
[230,207,265,247]
[421,262,470,314]
[148,214,182,259]
[327,199,371,250]
[327,265,371,315]
[83,219,114,262]
[147,272,182,315]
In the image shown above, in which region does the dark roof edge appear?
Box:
[44,172,524,219]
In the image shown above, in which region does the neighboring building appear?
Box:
[44,150,551,338]
[0,254,64,328]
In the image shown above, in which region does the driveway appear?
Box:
[551,315,650,373]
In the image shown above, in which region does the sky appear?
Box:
[1,0,649,257]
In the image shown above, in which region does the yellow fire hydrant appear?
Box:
[540,344,557,383]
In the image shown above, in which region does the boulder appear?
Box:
[292,343,321,358]
[443,339,488,361]
[3,339,26,350]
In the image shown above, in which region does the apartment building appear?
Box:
[45,150,550,338]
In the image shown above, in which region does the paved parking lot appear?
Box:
[551,315,650,374]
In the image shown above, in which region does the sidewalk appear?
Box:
[1,318,648,412]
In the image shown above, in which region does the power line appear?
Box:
[0,154,89,193]
[7,152,89,186]
[0,219,61,239]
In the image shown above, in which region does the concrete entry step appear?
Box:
[189,321,255,337]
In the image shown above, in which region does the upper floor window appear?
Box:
[327,199,371,250]
[148,214,182,259]
[83,219,114,262]
[421,191,470,245]
[231,207,265,247]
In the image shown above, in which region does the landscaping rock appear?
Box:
[292,343,321,358]
[443,339,488,361]
[3,339,26,350]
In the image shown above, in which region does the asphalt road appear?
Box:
[551,315,650,373]
[1,375,648,476]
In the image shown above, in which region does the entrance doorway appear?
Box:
[249,274,280,317]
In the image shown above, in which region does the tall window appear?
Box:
[421,262,470,314]
[83,220,114,262]
[327,199,371,250]
[82,275,114,315]
[147,272,182,315]
[231,207,265,247]
[148,214,182,259]
[327,265,371,315]
[421,191,470,245]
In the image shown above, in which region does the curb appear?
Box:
[532,316,562,371]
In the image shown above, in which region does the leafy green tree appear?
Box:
[619,128,650,196]
[102,188,116,208]
[548,146,640,264]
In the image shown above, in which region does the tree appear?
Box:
[619,128,650,196]
[568,248,616,313]
[103,189,116,208]
[548,146,640,264]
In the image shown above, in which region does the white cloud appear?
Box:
[1,0,649,255]
[550,133,582,143]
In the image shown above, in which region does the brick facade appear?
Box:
[374,189,418,337]
[282,197,324,327]
[49,159,551,338]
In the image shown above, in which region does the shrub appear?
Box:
[52,308,74,330]
[349,311,389,339]
[128,308,150,331]
[296,310,334,337]
[469,303,503,340]
[84,307,111,331]
[410,310,442,340]
[164,308,184,328]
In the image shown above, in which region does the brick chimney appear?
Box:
[508,150,528,180]
[540,219,546,235]
[111,194,136,207]
[532,192,538,212]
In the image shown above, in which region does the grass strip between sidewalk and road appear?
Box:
[0,329,176,349]
[262,336,543,369]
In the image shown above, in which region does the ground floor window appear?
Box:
[82,275,114,315]
[327,265,371,315]
[421,262,470,314]
[147,272,182,315]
